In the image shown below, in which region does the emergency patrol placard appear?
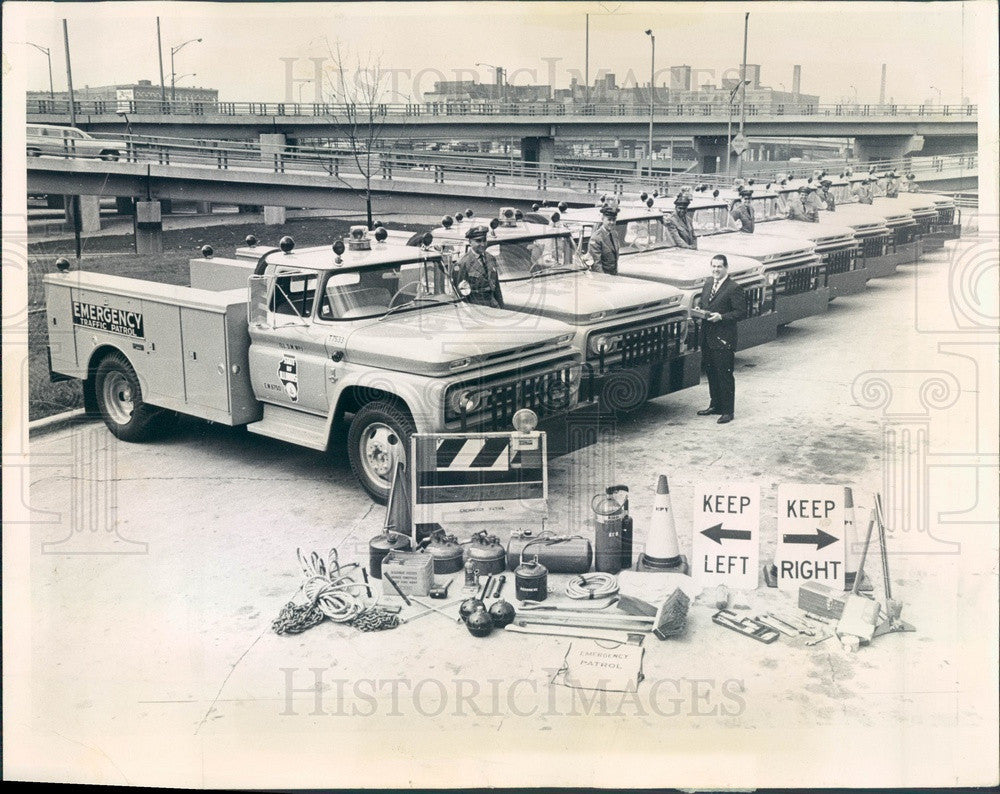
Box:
[775,484,845,592]
[411,431,547,524]
[692,482,760,589]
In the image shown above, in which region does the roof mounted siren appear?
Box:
[347,225,371,251]
[499,207,518,227]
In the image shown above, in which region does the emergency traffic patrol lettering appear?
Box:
[72,301,145,338]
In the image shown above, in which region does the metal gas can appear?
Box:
[514,559,549,602]
[506,530,592,573]
[422,530,464,574]
[608,485,633,569]
[592,492,623,574]
[465,530,506,575]
[368,530,412,579]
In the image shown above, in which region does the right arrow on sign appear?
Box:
[701,523,752,544]
[782,528,839,550]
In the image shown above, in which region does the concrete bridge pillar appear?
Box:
[692,136,727,174]
[854,134,924,163]
[264,206,287,225]
[64,195,102,233]
[260,133,287,163]
[135,200,163,254]
[521,136,555,164]
[115,197,135,216]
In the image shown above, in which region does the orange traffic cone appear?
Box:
[843,486,873,592]
[636,474,689,574]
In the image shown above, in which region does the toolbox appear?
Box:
[381,551,434,597]
[798,581,847,620]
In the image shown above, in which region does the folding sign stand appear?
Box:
[871,493,916,638]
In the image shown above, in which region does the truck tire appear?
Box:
[347,400,415,504]
[94,352,165,442]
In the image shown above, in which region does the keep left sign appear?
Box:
[775,484,845,592]
[692,482,760,589]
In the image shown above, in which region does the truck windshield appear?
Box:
[691,206,732,235]
[317,259,458,320]
[489,236,584,281]
[612,218,677,252]
[751,196,784,221]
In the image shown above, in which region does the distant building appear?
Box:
[421,79,552,107]
[28,79,218,112]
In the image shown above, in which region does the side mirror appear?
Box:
[248,275,271,327]
[456,280,472,298]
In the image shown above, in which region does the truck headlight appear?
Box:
[449,388,482,414]
[589,333,622,355]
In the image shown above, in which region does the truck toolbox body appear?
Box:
[44,271,260,425]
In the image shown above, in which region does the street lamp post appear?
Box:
[736,11,750,178]
[930,85,942,106]
[27,42,55,102]
[725,79,749,177]
[645,29,655,180]
[170,37,202,102]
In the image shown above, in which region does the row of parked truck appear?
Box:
[44,169,960,501]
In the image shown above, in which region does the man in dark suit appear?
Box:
[697,254,746,424]
[587,203,620,275]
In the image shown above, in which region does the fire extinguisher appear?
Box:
[607,485,633,569]
[591,490,624,574]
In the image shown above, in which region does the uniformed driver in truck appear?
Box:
[665,191,698,248]
[729,187,756,233]
[451,224,505,308]
[786,186,819,222]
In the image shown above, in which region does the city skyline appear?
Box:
[10,1,983,106]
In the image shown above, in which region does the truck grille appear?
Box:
[587,315,691,374]
[913,215,935,236]
[892,224,918,246]
[774,264,826,296]
[858,233,889,259]
[824,246,857,275]
[447,359,580,430]
[744,284,770,318]
[937,207,956,225]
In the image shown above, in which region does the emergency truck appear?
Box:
[588,200,827,327]
[44,232,587,502]
[838,174,924,264]
[852,170,961,243]
[701,186,867,298]
[529,205,778,350]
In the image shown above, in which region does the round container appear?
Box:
[514,560,548,602]
[488,599,516,628]
[368,531,412,579]
[459,597,485,622]
[466,531,506,575]
[466,607,494,638]
[424,531,464,574]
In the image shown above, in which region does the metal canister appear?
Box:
[608,485,633,569]
[368,530,412,579]
[423,530,465,574]
[592,492,623,574]
[514,559,548,602]
[465,530,506,575]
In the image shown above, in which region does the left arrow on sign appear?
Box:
[782,528,839,550]
[701,523,752,544]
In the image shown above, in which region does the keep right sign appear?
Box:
[775,484,845,592]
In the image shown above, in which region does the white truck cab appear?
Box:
[841,174,925,264]
[412,209,702,411]
[702,186,867,298]
[536,204,778,350]
[44,232,585,501]
[622,197,827,327]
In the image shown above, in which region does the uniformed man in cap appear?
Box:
[587,203,621,275]
[904,173,921,193]
[885,171,901,198]
[665,191,698,248]
[452,225,504,308]
[853,177,875,204]
[730,187,756,233]
[816,179,836,211]
[787,186,818,222]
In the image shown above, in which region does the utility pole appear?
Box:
[879,64,887,106]
[645,29,655,180]
[737,11,749,178]
[62,19,76,127]
[585,13,590,105]
[157,18,167,110]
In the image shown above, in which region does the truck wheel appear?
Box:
[94,352,164,442]
[347,400,415,504]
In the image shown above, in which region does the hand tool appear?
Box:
[806,633,834,646]
[407,595,460,623]
[870,493,916,638]
[518,597,618,612]
[429,578,454,599]
[382,572,412,607]
[506,623,644,646]
[491,575,506,599]
[479,574,494,601]
[754,615,798,638]
[712,609,780,643]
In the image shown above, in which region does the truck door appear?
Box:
[247,268,330,416]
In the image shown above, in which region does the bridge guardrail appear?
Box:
[27,97,979,120]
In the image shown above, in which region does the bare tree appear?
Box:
[320,42,398,230]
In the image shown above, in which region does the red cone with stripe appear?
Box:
[636,474,689,574]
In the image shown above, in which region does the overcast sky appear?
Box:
[6,1,990,105]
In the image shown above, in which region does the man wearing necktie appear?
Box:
[697,254,746,424]
[452,225,505,309]
[730,187,756,232]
